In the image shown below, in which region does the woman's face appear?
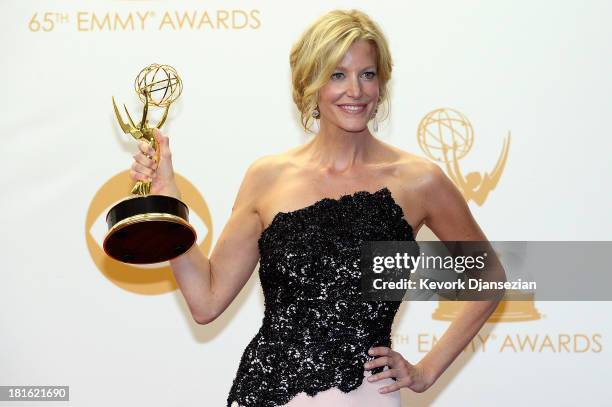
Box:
[317,40,380,133]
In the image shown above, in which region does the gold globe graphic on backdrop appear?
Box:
[134,63,183,107]
[416,107,537,322]
[417,108,474,163]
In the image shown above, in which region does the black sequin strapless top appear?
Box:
[227,187,414,407]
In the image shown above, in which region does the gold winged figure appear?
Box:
[111,63,182,196]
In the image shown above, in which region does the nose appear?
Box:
[346,74,362,99]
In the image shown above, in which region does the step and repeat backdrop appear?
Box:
[1,1,611,406]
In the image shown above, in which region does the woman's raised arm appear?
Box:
[130,129,271,324]
[169,157,270,324]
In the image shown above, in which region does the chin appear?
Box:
[330,117,369,133]
[338,123,369,133]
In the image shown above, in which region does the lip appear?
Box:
[337,103,367,114]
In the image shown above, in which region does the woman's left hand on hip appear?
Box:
[364,346,433,394]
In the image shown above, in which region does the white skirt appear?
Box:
[230,368,401,407]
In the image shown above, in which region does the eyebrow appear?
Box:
[335,65,377,71]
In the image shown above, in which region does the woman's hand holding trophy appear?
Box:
[131,129,181,201]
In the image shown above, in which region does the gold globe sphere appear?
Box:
[417,107,474,163]
[134,63,183,108]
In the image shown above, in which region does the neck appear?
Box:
[303,120,375,174]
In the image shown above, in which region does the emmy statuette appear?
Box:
[103,64,196,264]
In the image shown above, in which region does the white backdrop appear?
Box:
[1,1,611,406]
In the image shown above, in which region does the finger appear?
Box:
[133,151,156,168]
[378,381,402,394]
[131,161,155,177]
[367,368,398,383]
[129,169,152,183]
[154,128,167,146]
[364,356,390,370]
[369,346,391,356]
[154,129,171,159]
[138,140,155,158]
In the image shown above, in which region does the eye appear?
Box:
[362,71,377,80]
[331,72,344,80]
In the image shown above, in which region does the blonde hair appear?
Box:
[289,9,393,133]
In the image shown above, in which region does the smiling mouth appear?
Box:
[337,104,367,114]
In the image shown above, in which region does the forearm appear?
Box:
[169,243,216,323]
[417,299,501,383]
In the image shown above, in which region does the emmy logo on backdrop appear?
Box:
[103,63,197,265]
[417,107,510,206]
[416,107,539,322]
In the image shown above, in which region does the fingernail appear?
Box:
[368,349,373,355]
[367,376,373,382]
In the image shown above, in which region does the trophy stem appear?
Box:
[131,181,152,196]
[130,130,159,197]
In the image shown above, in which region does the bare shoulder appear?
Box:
[381,141,444,193]
[379,141,445,187]
[375,143,453,233]
[391,147,486,241]
[398,152,442,187]
[399,154,458,203]
[232,152,291,211]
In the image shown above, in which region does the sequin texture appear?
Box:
[227,187,415,407]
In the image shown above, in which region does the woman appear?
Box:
[130,9,502,407]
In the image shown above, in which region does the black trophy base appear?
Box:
[103,195,196,264]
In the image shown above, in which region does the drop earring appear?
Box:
[311,106,320,118]
[372,107,379,132]
[311,106,320,133]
